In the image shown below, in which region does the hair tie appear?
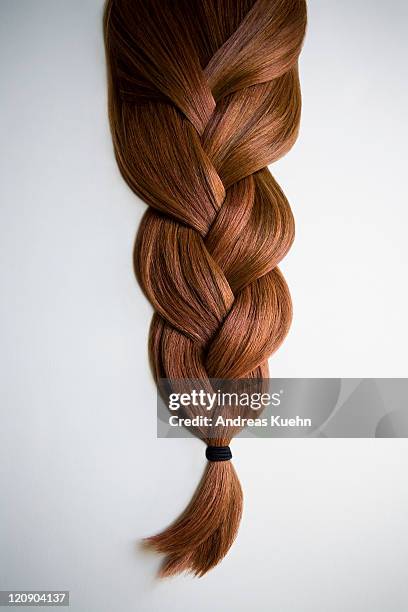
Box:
[206,446,232,462]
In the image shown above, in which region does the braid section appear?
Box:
[104,0,307,576]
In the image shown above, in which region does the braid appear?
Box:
[104,0,307,576]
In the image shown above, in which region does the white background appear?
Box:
[1,1,407,610]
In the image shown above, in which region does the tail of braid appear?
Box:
[104,0,307,576]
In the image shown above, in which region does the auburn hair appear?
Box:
[104,0,307,576]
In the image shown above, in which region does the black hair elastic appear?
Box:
[205,445,232,462]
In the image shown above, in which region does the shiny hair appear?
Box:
[104,0,307,576]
